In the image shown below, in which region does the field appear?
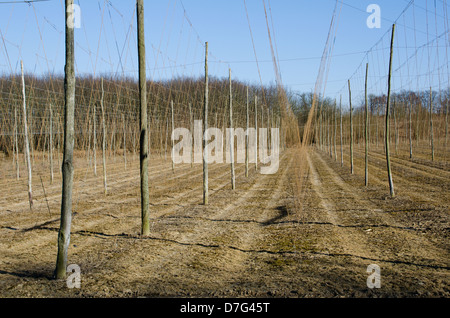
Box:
[0,141,448,298]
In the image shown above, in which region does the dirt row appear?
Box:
[0,147,448,297]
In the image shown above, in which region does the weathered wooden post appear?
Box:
[348,80,354,175]
[203,42,209,205]
[93,101,97,176]
[171,100,175,173]
[365,63,369,186]
[255,95,258,171]
[245,86,249,177]
[14,107,19,180]
[229,69,235,190]
[123,113,127,170]
[340,95,343,167]
[55,0,75,279]
[429,87,434,162]
[137,0,150,235]
[101,78,107,195]
[21,61,32,209]
[385,24,396,198]
[189,102,193,168]
[49,103,54,184]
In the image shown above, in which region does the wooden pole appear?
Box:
[409,98,413,159]
[189,102,193,168]
[429,87,434,161]
[348,80,354,175]
[385,24,396,198]
[171,100,175,173]
[49,103,54,184]
[229,69,235,190]
[445,90,448,150]
[393,100,398,155]
[21,61,33,209]
[123,113,127,170]
[14,106,19,180]
[203,42,209,205]
[245,86,249,177]
[164,117,168,160]
[55,0,75,279]
[365,63,369,186]
[255,95,258,171]
[137,0,150,235]
[93,101,97,176]
[340,95,343,167]
[101,78,107,195]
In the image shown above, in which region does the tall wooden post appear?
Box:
[189,102,193,168]
[101,78,107,195]
[365,63,369,186]
[55,0,75,279]
[255,95,258,171]
[123,113,127,169]
[348,80,354,175]
[137,0,150,235]
[171,100,175,173]
[21,61,32,208]
[203,42,209,205]
[409,98,413,159]
[245,86,249,177]
[393,100,398,155]
[49,103,54,184]
[429,87,434,161]
[14,107,19,180]
[93,101,97,176]
[385,24,396,198]
[340,95,343,167]
[334,100,337,160]
[229,69,235,190]
[445,90,448,150]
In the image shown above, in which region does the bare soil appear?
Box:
[0,146,448,298]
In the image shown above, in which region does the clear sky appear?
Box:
[0,0,447,104]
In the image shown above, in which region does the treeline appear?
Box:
[0,74,301,156]
[290,88,449,146]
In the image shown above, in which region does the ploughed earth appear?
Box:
[0,144,448,297]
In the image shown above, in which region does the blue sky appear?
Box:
[0,0,447,104]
